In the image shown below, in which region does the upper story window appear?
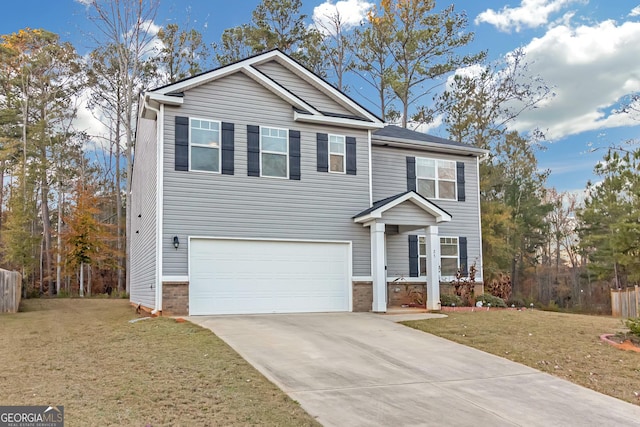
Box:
[261,127,289,178]
[190,118,220,173]
[329,134,345,173]
[416,157,456,200]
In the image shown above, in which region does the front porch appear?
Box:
[353,191,452,313]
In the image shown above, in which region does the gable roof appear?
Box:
[141,49,384,130]
[353,191,452,224]
[373,125,488,157]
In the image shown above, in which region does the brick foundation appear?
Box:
[162,282,189,315]
[352,281,373,312]
[388,282,426,307]
[440,282,485,298]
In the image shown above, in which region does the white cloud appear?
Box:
[475,0,584,33]
[510,19,640,139]
[630,6,640,17]
[408,115,444,135]
[74,0,93,5]
[312,0,373,35]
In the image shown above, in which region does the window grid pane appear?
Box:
[441,259,459,277]
[190,119,220,172]
[417,179,436,198]
[415,157,457,200]
[261,127,288,153]
[262,152,287,177]
[191,146,220,172]
[330,154,345,173]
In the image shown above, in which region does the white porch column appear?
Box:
[370,222,386,312]
[425,225,441,311]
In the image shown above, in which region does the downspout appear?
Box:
[368,129,373,207]
[476,154,487,285]
[142,95,164,315]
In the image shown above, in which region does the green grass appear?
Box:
[0,299,320,426]
[404,310,640,405]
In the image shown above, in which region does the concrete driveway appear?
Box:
[189,313,640,426]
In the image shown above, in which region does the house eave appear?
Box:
[141,93,184,120]
[294,111,384,130]
[353,192,452,224]
[372,136,488,157]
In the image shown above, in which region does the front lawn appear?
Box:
[404,309,640,405]
[0,299,319,426]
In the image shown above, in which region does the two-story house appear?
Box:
[130,50,487,316]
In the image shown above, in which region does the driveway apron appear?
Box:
[189,313,640,427]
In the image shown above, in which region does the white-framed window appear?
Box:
[260,126,288,178]
[418,236,428,277]
[440,237,459,277]
[190,118,221,173]
[329,134,345,173]
[416,157,456,200]
[418,236,459,278]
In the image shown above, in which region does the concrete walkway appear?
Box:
[189,313,640,427]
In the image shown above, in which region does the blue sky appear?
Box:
[2,0,640,195]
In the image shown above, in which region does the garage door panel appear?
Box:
[189,239,350,315]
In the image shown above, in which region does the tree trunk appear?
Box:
[79,261,84,297]
[115,102,123,292]
[87,264,92,297]
[56,190,63,294]
[41,176,53,296]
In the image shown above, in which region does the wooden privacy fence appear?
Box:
[0,269,22,313]
[611,286,639,318]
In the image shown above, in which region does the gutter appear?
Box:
[373,135,489,157]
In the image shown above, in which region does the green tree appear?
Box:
[351,4,395,120]
[153,23,209,84]
[578,148,640,287]
[369,0,483,128]
[214,0,323,73]
[436,48,552,295]
[0,28,84,295]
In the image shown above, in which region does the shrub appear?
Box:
[541,300,560,312]
[505,298,525,308]
[475,294,507,308]
[440,293,463,307]
[626,318,640,337]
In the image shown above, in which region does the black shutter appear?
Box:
[317,133,328,172]
[459,237,468,277]
[346,136,356,175]
[289,130,301,180]
[247,125,260,176]
[457,161,466,202]
[175,116,189,171]
[406,156,416,192]
[221,122,234,175]
[408,235,419,277]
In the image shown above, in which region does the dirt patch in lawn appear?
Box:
[403,310,640,406]
[0,299,320,426]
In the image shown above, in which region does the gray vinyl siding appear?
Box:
[254,60,354,116]
[372,145,482,279]
[386,234,411,278]
[379,201,437,227]
[130,118,157,308]
[162,72,372,276]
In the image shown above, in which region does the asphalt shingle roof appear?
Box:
[373,125,472,149]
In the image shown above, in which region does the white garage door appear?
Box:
[189,238,351,315]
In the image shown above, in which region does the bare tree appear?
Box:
[84,0,159,293]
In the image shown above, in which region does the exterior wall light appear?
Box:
[173,236,180,249]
